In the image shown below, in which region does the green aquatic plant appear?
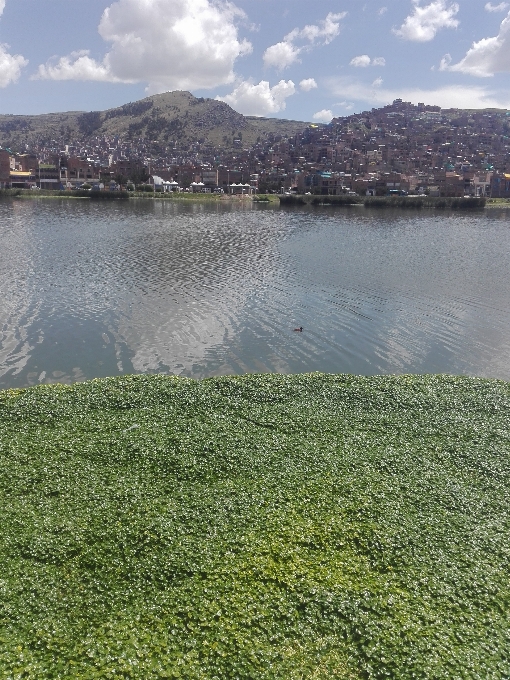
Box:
[0,373,509,678]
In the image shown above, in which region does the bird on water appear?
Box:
[293,327,303,332]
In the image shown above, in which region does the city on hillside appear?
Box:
[2,98,510,198]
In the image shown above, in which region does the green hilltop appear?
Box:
[0,91,309,150]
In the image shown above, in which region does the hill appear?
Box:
[0,91,309,151]
[1,373,509,677]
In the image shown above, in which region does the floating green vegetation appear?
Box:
[0,373,509,678]
[0,189,129,200]
[279,195,487,210]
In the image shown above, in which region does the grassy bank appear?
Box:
[130,191,224,201]
[1,373,509,678]
[0,188,129,200]
[0,189,491,209]
[0,189,250,202]
[485,197,510,208]
[279,194,487,210]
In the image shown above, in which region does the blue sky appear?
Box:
[1,0,510,121]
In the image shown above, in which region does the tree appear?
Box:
[114,173,128,189]
[128,168,149,185]
[77,111,102,137]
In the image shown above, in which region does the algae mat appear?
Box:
[0,373,509,678]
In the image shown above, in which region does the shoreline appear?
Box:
[1,188,507,210]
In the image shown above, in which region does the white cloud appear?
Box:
[447,11,510,76]
[286,12,347,44]
[263,12,346,70]
[0,2,28,87]
[313,109,333,123]
[378,7,388,15]
[438,53,452,70]
[217,79,296,116]
[36,50,123,83]
[34,0,252,93]
[485,2,508,11]
[299,77,318,91]
[394,1,459,42]
[350,55,385,67]
[263,41,301,69]
[350,55,371,67]
[326,75,510,109]
[372,77,384,86]
[0,44,27,87]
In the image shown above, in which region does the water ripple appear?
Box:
[0,199,509,387]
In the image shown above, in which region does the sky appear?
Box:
[1,0,510,122]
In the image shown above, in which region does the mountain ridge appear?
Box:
[0,91,311,152]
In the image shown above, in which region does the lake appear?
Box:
[1,198,509,389]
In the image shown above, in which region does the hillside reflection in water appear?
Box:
[0,198,509,388]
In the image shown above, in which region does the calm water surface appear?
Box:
[1,198,509,389]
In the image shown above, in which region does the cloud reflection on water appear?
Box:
[0,199,509,388]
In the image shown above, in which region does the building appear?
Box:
[10,170,36,189]
[38,164,62,190]
[490,173,510,198]
[201,169,218,188]
[0,150,11,188]
[66,157,100,187]
[228,183,253,195]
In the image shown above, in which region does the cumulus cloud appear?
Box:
[263,12,346,70]
[0,1,28,87]
[34,0,252,93]
[326,75,510,109]
[485,2,508,11]
[0,44,28,87]
[313,109,333,123]
[394,1,459,42]
[372,77,384,86]
[350,54,371,67]
[36,50,123,83]
[446,11,510,76]
[217,79,296,116]
[299,78,318,91]
[263,41,301,70]
[350,55,385,67]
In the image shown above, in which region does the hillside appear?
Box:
[1,373,509,677]
[0,91,309,150]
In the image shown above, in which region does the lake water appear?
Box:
[1,198,509,389]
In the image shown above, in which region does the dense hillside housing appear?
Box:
[2,95,510,197]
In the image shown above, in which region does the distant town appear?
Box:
[2,96,510,198]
